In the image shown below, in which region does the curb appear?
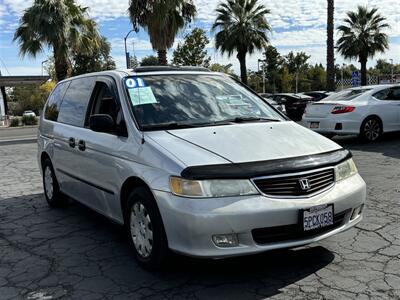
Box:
[0,137,37,146]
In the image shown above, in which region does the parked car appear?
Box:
[38,67,366,269]
[303,84,400,141]
[302,91,332,101]
[23,110,36,117]
[270,93,314,121]
[259,94,286,114]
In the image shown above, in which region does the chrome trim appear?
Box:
[251,166,336,199]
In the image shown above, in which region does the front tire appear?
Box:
[360,117,382,142]
[126,187,168,270]
[42,158,67,207]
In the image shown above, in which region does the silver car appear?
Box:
[38,67,366,269]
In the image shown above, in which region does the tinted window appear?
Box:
[44,82,69,121]
[58,78,95,127]
[324,88,371,101]
[374,88,400,101]
[373,89,391,100]
[89,82,122,125]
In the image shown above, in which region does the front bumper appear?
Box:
[153,174,366,258]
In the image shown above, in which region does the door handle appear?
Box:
[78,140,86,151]
[68,137,76,148]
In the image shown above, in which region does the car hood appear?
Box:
[146,121,342,167]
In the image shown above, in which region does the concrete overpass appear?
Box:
[0,75,50,123]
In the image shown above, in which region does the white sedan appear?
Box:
[23,110,36,117]
[303,85,400,141]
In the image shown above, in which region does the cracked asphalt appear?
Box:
[0,134,400,300]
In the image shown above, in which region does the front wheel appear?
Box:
[360,117,382,142]
[126,187,168,270]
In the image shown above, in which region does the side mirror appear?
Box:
[89,114,115,133]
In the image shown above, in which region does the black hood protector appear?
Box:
[181,149,352,180]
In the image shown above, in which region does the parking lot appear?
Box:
[0,135,399,300]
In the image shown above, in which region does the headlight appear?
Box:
[170,177,259,198]
[335,159,358,182]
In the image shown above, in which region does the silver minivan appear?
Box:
[38,67,366,269]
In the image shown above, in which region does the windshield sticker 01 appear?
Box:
[125,78,158,106]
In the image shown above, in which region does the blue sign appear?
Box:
[351,71,360,87]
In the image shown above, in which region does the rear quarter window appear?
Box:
[58,77,95,127]
[44,82,70,121]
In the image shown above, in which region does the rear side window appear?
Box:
[324,88,371,101]
[44,82,69,121]
[374,88,400,101]
[58,77,95,127]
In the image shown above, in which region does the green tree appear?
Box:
[140,55,160,66]
[71,36,115,76]
[308,64,327,91]
[212,0,271,84]
[279,66,292,93]
[284,51,310,93]
[172,28,211,67]
[263,45,283,93]
[14,0,101,81]
[8,81,55,115]
[336,6,389,86]
[209,63,235,74]
[128,0,196,65]
[326,0,335,91]
[130,55,139,69]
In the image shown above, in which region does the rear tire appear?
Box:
[42,158,67,207]
[360,117,382,142]
[126,187,168,270]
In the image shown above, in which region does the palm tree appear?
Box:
[212,0,271,84]
[326,0,335,91]
[336,6,389,86]
[128,0,196,65]
[14,0,101,81]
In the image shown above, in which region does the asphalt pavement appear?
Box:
[0,134,399,299]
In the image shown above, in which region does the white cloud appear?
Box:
[2,0,399,75]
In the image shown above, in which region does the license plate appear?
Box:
[310,122,319,129]
[302,204,334,231]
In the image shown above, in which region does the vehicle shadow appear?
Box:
[332,132,400,160]
[0,193,334,299]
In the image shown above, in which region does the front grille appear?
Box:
[253,168,335,197]
[252,209,349,245]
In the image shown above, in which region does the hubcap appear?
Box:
[364,119,380,141]
[130,202,153,258]
[44,166,54,199]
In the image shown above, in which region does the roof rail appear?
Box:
[133,66,210,73]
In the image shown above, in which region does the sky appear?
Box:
[0,0,399,76]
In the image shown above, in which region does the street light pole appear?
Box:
[124,29,135,69]
[258,59,266,93]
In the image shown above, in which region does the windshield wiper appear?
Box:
[228,117,281,123]
[141,122,200,131]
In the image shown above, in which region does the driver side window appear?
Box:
[89,81,122,124]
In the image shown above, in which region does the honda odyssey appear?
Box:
[38,67,366,269]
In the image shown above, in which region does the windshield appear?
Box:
[124,74,284,130]
[323,88,371,101]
